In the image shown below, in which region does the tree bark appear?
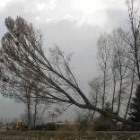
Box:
[124,66,135,119]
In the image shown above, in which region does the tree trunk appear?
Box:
[27,101,31,130]
[33,97,38,129]
[102,69,106,109]
[124,66,135,119]
[26,89,31,130]
[91,89,98,119]
[112,70,116,112]
[117,77,123,115]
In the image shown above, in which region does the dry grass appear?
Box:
[0,131,140,140]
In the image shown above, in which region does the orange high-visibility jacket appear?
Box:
[16,122,23,130]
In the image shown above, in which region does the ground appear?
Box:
[0,131,140,140]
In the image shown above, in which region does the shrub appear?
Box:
[93,116,114,131]
[94,124,111,131]
[45,123,56,131]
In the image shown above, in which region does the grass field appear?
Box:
[1,131,140,140]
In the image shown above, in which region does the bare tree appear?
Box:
[33,92,38,128]
[32,89,50,128]
[24,82,32,130]
[124,64,135,119]
[110,52,118,112]
[97,34,110,109]
[116,0,140,119]
[0,70,35,130]
[111,30,129,115]
[121,0,140,80]
[1,16,140,127]
[89,77,102,119]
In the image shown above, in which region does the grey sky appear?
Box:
[0,0,134,120]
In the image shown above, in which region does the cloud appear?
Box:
[72,0,107,14]
[105,8,127,31]
[0,0,13,10]
[0,0,128,27]
[36,0,57,11]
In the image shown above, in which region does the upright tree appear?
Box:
[130,85,140,122]
[98,34,110,109]
[111,29,129,115]
[89,77,102,118]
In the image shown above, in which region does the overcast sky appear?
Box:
[0,0,136,121]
